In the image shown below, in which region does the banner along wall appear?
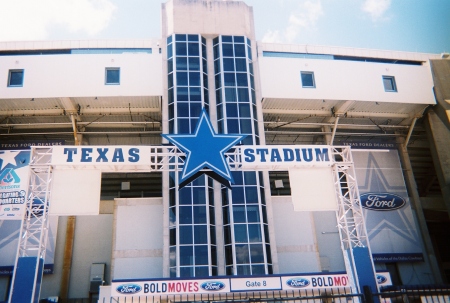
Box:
[353,149,423,262]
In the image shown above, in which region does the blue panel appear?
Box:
[352,247,379,296]
[10,257,43,303]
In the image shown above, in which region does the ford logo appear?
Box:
[376,275,387,284]
[116,284,142,294]
[286,278,310,288]
[360,193,406,211]
[200,281,226,291]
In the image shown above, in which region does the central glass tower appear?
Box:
[162,0,273,278]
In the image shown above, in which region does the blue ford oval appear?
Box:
[116,284,142,294]
[286,278,310,288]
[360,193,406,211]
[376,275,387,284]
[200,281,226,291]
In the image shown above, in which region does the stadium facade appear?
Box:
[0,0,449,301]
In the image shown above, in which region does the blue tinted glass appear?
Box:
[167,44,173,58]
[180,266,194,277]
[247,45,252,60]
[194,225,208,244]
[216,89,222,105]
[226,103,238,118]
[214,59,221,73]
[180,226,193,245]
[169,103,174,119]
[189,72,201,86]
[237,265,251,275]
[203,74,208,89]
[176,57,188,70]
[170,228,176,245]
[240,119,252,133]
[215,74,221,89]
[193,206,207,224]
[234,225,248,243]
[202,43,206,59]
[188,34,199,41]
[202,59,207,72]
[168,73,173,88]
[233,206,246,223]
[225,88,237,102]
[237,88,249,102]
[231,186,245,202]
[301,72,315,87]
[250,75,254,89]
[248,224,262,242]
[234,36,245,43]
[190,118,198,131]
[169,207,176,225]
[177,87,189,101]
[213,37,219,45]
[234,44,246,57]
[196,266,209,276]
[235,59,247,72]
[222,43,234,57]
[179,206,193,224]
[232,171,244,185]
[245,186,258,204]
[188,43,199,56]
[222,36,232,42]
[243,136,254,145]
[178,119,190,134]
[178,102,189,117]
[223,58,235,71]
[191,102,202,118]
[177,72,188,86]
[169,120,174,133]
[217,104,223,119]
[239,104,251,117]
[218,120,224,133]
[190,87,202,101]
[168,59,173,73]
[213,45,219,59]
[252,265,265,275]
[192,187,206,204]
[247,206,260,222]
[180,246,194,266]
[169,246,176,266]
[249,62,253,74]
[189,57,200,70]
[176,42,187,56]
[106,69,119,84]
[250,244,264,262]
[235,247,250,266]
[244,172,257,185]
[224,73,236,86]
[195,246,209,265]
[175,34,186,41]
[251,90,256,104]
[236,73,248,87]
[167,35,173,44]
[247,38,251,45]
[168,88,174,104]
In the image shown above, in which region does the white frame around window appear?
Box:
[300,71,315,88]
[382,75,397,92]
[105,67,120,85]
[8,69,24,87]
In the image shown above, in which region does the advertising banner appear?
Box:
[0,150,30,220]
[353,149,423,262]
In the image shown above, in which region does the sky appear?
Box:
[0,0,449,54]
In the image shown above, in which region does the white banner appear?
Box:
[241,145,332,169]
[51,146,153,166]
[230,276,281,291]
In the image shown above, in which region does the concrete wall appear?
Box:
[259,56,435,105]
[112,198,164,280]
[0,51,162,99]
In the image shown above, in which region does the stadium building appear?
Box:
[0,0,449,302]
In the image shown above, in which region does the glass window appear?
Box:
[8,69,23,86]
[222,44,234,57]
[188,43,199,56]
[383,75,397,92]
[224,73,236,86]
[176,72,188,86]
[236,73,248,87]
[189,72,201,86]
[188,57,200,70]
[235,59,247,72]
[301,71,315,88]
[223,58,235,71]
[234,44,246,57]
[179,226,193,244]
[176,42,187,56]
[176,57,188,70]
[222,36,233,43]
[234,36,245,43]
[105,68,120,85]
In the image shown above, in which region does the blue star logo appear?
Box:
[162,109,246,188]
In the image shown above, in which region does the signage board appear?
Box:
[230,276,282,291]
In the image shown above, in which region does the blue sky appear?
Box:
[0,0,449,54]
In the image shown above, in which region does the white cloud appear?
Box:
[262,0,323,44]
[0,0,116,41]
[362,0,391,21]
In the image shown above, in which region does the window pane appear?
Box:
[190,87,202,101]
[239,104,251,117]
[193,206,207,224]
[234,44,246,57]
[176,42,187,56]
[247,206,260,223]
[238,88,249,102]
[248,224,262,242]
[234,36,245,43]
[233,206,246,223]
[177,72,188,86]
[179,226,193,244]
[223,58,235,71]
[222,36,233,43]
[189,57,200,70]
[301,72,315,88]
[176,57,188,70]
[175,34,186,41]
[188,34,199,41]
[177,102,189,117]
[225,88,237,102]
[179,206,193,224]
[383,76,397,92]
[105,69,119,84]
[224,73,236,86]
[188,43,199,56]
[236,73,248,86]
[222,43,234,57]
[234,224,248,243]
[235,59,247,72]
[177,87,189,101]
[226,103,238,118]
[189,72,201,86]
[180,266,194,277]
[235,244,250,263]
[194,225,208,244]
[240,119,252,133]
[250,244,265,263]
